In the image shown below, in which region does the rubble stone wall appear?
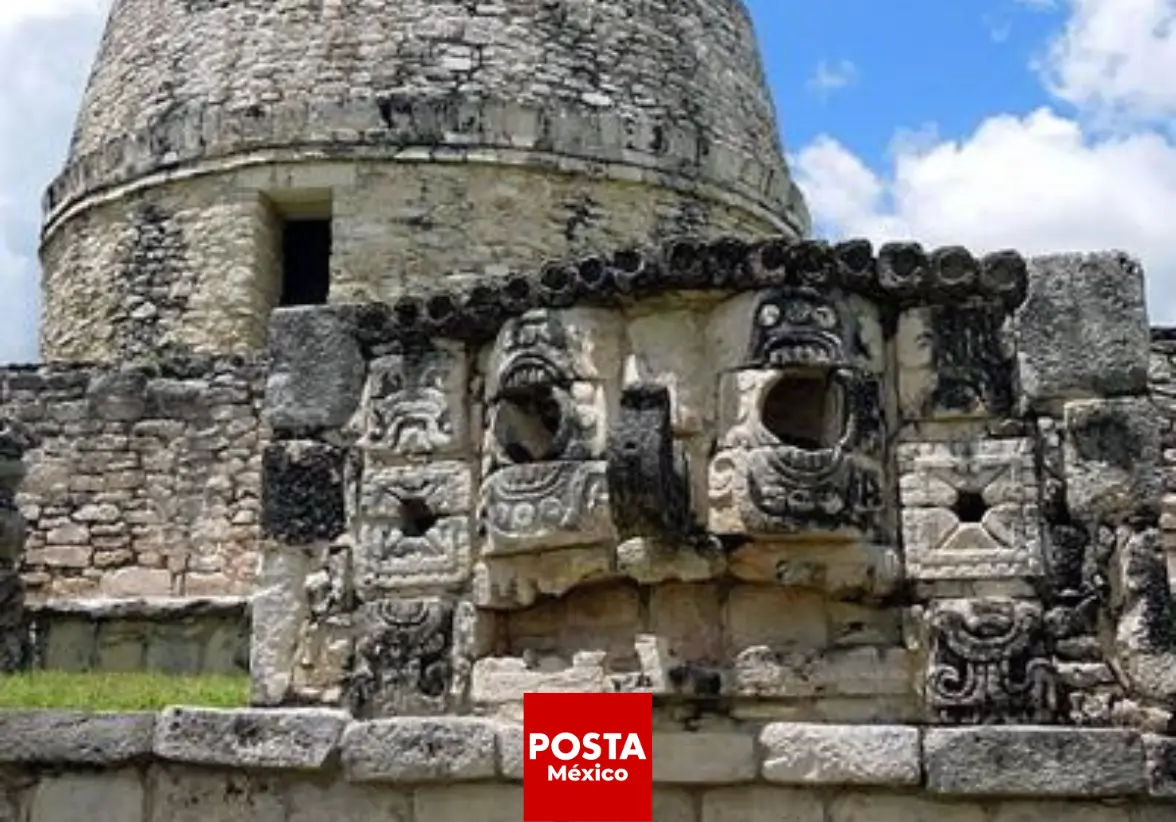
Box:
[0,710,1173,822]
[0,356,266,601]
[1149,329,1176,575]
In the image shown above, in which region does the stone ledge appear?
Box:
[26,596,251,620]
[924,727,1148,798]
[341,718,498,783]
[760,723,921,787]
[0,711,155,765]
[153,707,347,770]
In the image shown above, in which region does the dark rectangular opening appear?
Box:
[280,218,332,306]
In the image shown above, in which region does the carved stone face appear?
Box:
[748,288,850,369]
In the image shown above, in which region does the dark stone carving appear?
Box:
[347,598,454,718]
[0,418,32,673]
[261,441,346,544]
[747,287,852,369]
[606,383,692,542]
[926,302,1015,418]
[744,452,885,534]
[926,599,1060,724]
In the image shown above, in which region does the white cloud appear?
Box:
[807,60,858,95]
[0,3,109,363]
[794,0,1176,325]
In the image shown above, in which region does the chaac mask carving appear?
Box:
[479,308,619,556]
[708,286,889,542]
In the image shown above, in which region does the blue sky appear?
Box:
[2,0,1176,363]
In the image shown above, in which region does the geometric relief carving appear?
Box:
[360,342,469,457]
[346,597,454,718]
[926,598,1059,724]
[899,439,1043,580]
[481,461,614,555]
[353,462,473,595]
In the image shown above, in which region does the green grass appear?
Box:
[0,671,251,711]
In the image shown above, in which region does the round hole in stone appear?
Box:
[399,498,438,538]
[953,490,988,523]
[494,385,565,463]
[761,372,846,450]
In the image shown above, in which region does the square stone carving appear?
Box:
[899,439,1043,581]
[359,342,469,458]
[353,462,473,595]
[481,461,615,555]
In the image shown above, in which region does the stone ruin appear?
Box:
[3,0,1176,819]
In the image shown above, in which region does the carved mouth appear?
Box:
[762,332,844,367]
[499,356,569,393]
[760,442,846,482]
[489,461,569,498]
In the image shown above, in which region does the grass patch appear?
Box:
[0,671,251,711]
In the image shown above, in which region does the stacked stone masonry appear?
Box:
[0,709,1175,821]
[0,356,266,601]
[252,234,1176,739]
[41,0,810,362]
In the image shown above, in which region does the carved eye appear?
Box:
[758,304,781,327]
[812,306,837,329]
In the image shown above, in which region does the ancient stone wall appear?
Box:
[0,709,1173,821]
[0,357,266,601]
[1149,329,1176,579]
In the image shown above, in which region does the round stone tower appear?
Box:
[40,0,810,362]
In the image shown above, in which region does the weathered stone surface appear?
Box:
[286,782,412,822]
[924,727,1147,797]
[341,718,497,782]
[760,723,920,786]
[1017,252,1151,407]
[148,768,286,822]
[28,771,145,822]
[154,707,348,769]
[700,786,824,822]
[1143,734,1176,798]
[828,793,986,822]
[651,732,757,784]
[413,784,525,822]
[1064,398,1162,521]
[261,441,346,544]
[264,307,365,432]
[0,711,155,764]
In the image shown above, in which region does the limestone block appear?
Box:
[264,306,365,431]
[828,793,986,822]
[100,567,173,597]
[700,786,824,822]
[496,722,525,780]
[649,582,724,663]
[153,707,347,769]
[471,654,610,706]
[354,461,473,595]
[759,723,920,786]
[617,537,727,585]
[1114,526,1176,704]
[898,439,1043,581]
[148,769,286,822]
[728,542,902,599]
[413,785,524,822]
[624,309,712,434]
[651,732,756,784]
[0,711,155,764]
[29,772,144,822]
[1064,398,1162,521]
[732,646,913,699]
[261,441,345,544]
[897,303,1016,420]
[286,782,412,822]
[1016,252,1150,408]
[990,802,1130,822]
[474,545,614,609]
[358,342,470,459]
[341,718,497,782]
[924,727,1147,797]
[485,308,625,395]
[481,461,615,554]
[1144,734,1176,798]
[250,543,313,706]
[724,586,829,651]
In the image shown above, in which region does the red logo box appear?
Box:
[523,692,653,822]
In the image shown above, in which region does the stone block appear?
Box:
[485,307,625,394]
[648,582,724,662]
[413,784,524,822]
[496,722,524,780]
[828,793,986,822]
[100,568,173,597]
[732,646,913,699]
[286,782,411,822]
[471,654,610,706]
[898,439,1043,581]
[1144,733,1176,798]
[1064,398,1162,521]
[260,440,345,544]
[725,586,829,651]
[759,723,921,786]
[40,618,97,671]
[154,707,347,769]
[264,306,366,431]
[341,717,497,782]
[728,542,902,599]
[250,543,313,706]
[924,727,1147,797]
[897,303,1016,420]
[624,309,712,434]
[481,461,615,554]
[358,342,469,458]
[700,786,824,822]
[1017,252,1150,408]
[991,801,1131,822]
[0,711,155,764]
[474,545,615,609]
[29,771,144,822]
[148,768,286,822]
[651,731,756,783]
